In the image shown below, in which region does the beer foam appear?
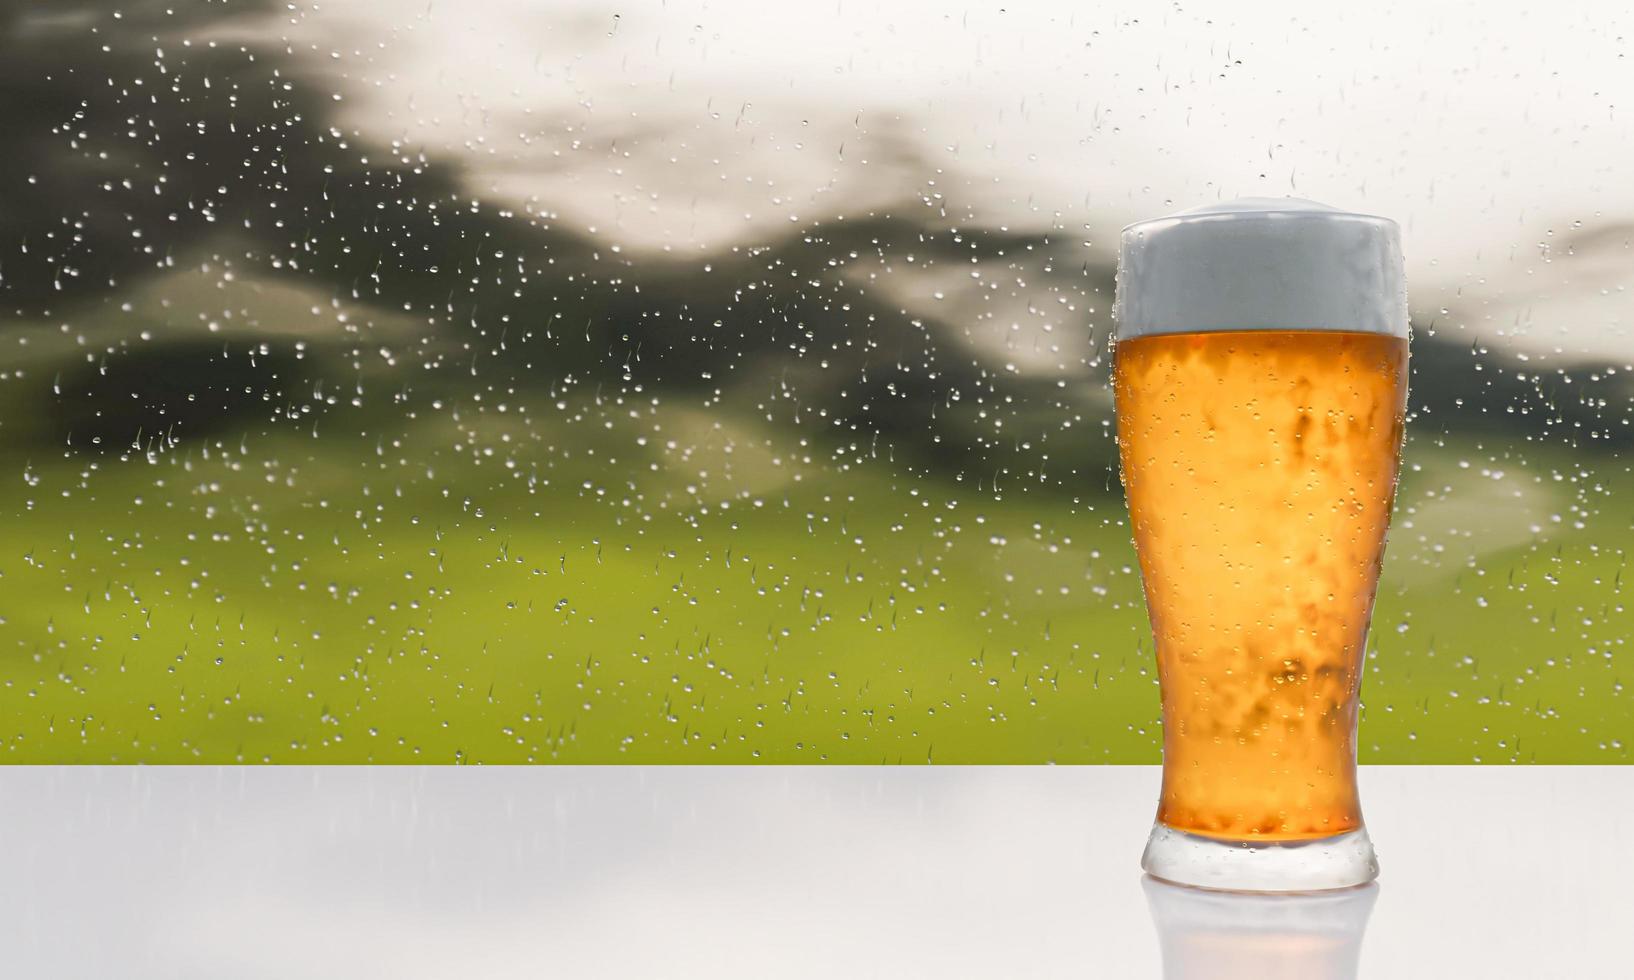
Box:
[1115,197,1406,339]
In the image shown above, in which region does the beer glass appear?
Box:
[1114,199,1407,891]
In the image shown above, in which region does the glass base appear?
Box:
[1141,823,1379,893]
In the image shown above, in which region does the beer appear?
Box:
[1115,197,1406,890]
[1115,329,1407,841]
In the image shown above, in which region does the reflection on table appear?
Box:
[1144,877,1378,980]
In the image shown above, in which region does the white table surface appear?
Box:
[0,766,1625,979]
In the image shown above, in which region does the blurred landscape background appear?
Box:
[0,0,1628,762]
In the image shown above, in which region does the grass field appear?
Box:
[1,385,1627,764]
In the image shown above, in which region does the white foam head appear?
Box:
[1115,197,1406,340]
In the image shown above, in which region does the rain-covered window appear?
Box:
[1,1,1627,762]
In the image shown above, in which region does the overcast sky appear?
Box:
[265,0,1634,360]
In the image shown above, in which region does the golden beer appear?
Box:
[1115,329,1407,841]
[1116,197,1406,890]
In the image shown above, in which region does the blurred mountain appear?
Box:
[2,0,1629,490]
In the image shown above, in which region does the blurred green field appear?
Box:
[1,394,1626,763]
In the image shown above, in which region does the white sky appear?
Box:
[270,0,1634,359]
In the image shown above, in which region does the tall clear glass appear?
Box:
[1113,199,1407,891]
